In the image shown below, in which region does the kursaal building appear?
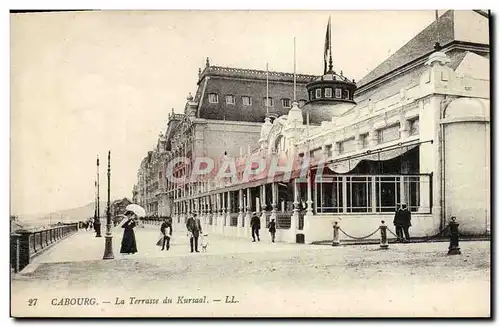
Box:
[134,10,490,244]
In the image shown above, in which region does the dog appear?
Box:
[200,234,209,252]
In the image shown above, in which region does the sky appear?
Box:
[10,10,440,216]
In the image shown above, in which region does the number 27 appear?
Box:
[28,298,37,306]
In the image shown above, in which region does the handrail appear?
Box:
[11,223,79,273]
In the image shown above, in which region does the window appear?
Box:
[376,176,400,212]
[409,118,419,135]
[282,98,291,108]
[264,97,274,107]
[338,138,356,154]
[346,176,372,212]
[325,88,333,98]
[345,89,350,99]
[325,144,333,158]
[377,124,401,144]
[208,93,218,103]
[315,176,343,213]
[314,174,430,214]
[335,88,342,98]
[225,95,235,105]
[299,99,306,107]
[159,172,162,179]
[360,133,369,148]
[242,96,252,106]
[315,88,322,99]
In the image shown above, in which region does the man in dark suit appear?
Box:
[394,203,412,242]
[399,204,412,242]
[250,212,261,242]
[186,213,202,253]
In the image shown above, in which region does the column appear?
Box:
[237,188,244,237]
[260,184,267,227]
[271,183,277,221]
[371,176,377,213]
[222,192,226,226]
[245,188,252,237]
[291,178,299,232]
[304,169,314,235]
[342,177,347,213]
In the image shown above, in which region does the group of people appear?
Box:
[119,210,174,254]
[117,204,411,253]
[250,212,277,243]
[116,209,281,255]
[393,203,412,242]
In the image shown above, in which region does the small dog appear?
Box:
[200,234,209,252]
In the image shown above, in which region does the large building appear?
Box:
[134,58,316,217]
[165,10,490,243]
[136,10,490,244]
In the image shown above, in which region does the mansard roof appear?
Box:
[193,63,317,122]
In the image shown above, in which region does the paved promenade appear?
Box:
[11,224,490,318]
[26,223,306,265]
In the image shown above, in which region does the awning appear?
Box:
[326,140,426,174]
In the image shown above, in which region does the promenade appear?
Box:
[11,224,491,318]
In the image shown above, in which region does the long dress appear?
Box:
[120,219,138,254]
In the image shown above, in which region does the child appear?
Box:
[268,218,276,243]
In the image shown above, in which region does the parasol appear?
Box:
[125,204,146,218]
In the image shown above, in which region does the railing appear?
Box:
[11,223,79,273]
[276,212,292,230]
[140,217,164,225]
[230,213,238,227]
[298,211,305,230]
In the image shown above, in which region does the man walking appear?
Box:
[160,216,173,251]
[399,203,412,242]
[250,212,261,242]
[393,205,404,242]
[268,218,276,243]
[186,213,202,253]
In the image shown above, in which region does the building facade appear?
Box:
[167,10,490,243]
[134,59,316,217]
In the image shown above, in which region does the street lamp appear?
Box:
[95,155,102,237]
[103,150,114,260]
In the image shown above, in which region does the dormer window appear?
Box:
[282,98,291,108]
[315,89,322,99]
[335,88,342,98]
[345,90,350,99]
[242,96,252,106]
[325,88,333,98]
[225,95,235,105]
[208,93,219,103]
[264,97,274,107]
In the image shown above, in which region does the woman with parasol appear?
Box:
[119,204,145,254]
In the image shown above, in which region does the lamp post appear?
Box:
[95,155,102,237]
[103,150,114,260]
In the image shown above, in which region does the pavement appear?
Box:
[11,224,491,318]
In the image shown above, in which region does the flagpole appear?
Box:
[266,62,269,116]
[293,37,297,102]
